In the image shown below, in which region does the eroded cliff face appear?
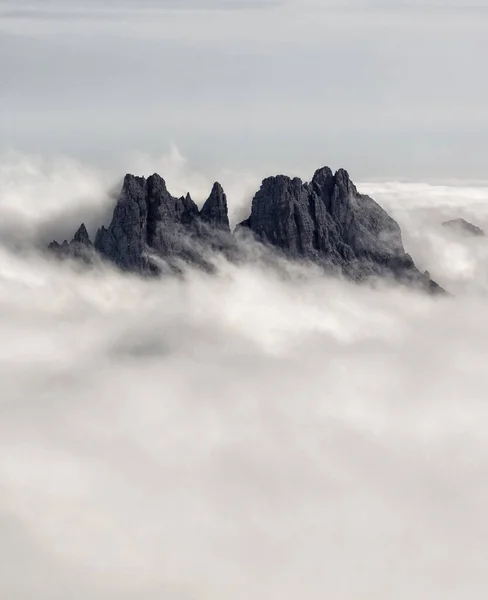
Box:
[85,173,229,272]
[238,167,440,290]
[49,166,441,291]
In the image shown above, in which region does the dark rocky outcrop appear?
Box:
[200,182,229,231]
[238,167,441,291]
[92,174,231,272]
[48,166,442,292]
[442,218,485,237]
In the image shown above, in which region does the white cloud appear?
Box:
[360,180,488,293]
[0,148,260,244]
[1,155,488,598]
[0,151,115,244]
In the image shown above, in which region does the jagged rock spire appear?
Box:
[48,223,92,261]
[72,223,91,245]
[200,182,230,231]
[92,173,229,271]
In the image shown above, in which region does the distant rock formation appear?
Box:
[442,218,485,237]
[49,166,442,292]
[48,223,93,261]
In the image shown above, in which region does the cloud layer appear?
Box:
[1,153,488,598]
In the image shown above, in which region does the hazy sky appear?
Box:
[2,0,488,179]
[3,5,488,596]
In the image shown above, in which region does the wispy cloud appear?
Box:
[0,0,284,19]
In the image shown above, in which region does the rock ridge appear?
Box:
[49,166,442,291]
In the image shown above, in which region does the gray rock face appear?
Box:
[91,173,230,272]
[442,218,485,237]
[200,182,230,230]
[48,166,442,292]
[49,174,231,271]
[238,167,441,291]
[72,223,91,245]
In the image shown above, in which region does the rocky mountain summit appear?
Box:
[49,166,442,292]
[93,173,230,272]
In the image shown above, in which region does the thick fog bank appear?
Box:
[1,153,488,598]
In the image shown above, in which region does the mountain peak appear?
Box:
[312,166,334,184]
[238,166,441,292]
[122,173,146,190]
[72,223,91,245]
[199,181,230,231]
[48,164,442,292]
[147,173,168,194]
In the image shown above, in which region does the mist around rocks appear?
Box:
[1,151,488,599]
